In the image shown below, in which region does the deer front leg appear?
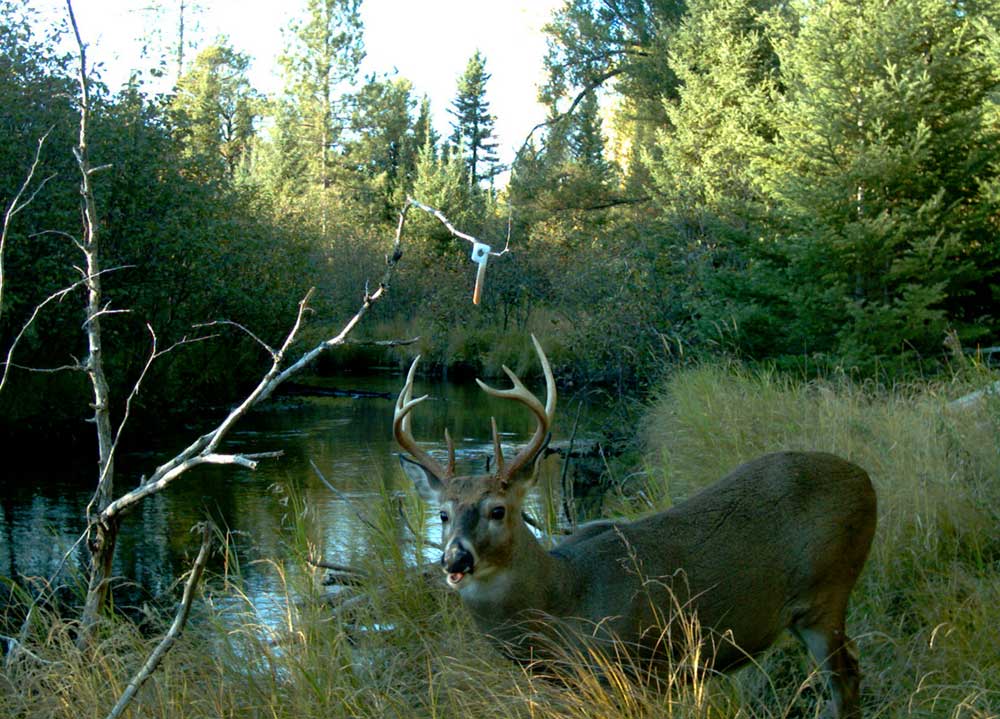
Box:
[791,623,862,719]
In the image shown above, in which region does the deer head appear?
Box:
[394,335,555,589]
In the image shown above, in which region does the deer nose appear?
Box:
[442,541,475,575]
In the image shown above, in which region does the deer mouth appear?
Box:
[447,571,469,587]
[442,542,476,587]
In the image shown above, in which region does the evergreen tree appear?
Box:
[649,0,784,356]
[172,41,260,181]
[569,91,610,176]
[448,50,501,188]
[272,0,365,208]
[760,0,1000,368]
[411,95,438,167]
[346,75,416,207]
[544,0,686,181]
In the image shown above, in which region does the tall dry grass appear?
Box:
[641,363,1000,717]
[2,363,998,717]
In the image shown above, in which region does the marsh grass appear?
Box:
[642,363,1000,717]
[2,363,998,717]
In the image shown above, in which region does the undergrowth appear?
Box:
[2,363,998,718]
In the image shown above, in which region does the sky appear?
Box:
[39,0,564,167]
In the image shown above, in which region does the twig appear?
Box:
[307,558,366,576]
[309,460,383,536]
[406,197,511,258]
[104,522,213,719]
[94,325,216,503]
[395,497,442,550]
[521,510,572,536]
[1,128,55,332]
[343,336,421,347]
[514,68,626,166]
[195,319,275,356]
[0,266,128,394]
[1,633,53,669]
[560,402,584,528]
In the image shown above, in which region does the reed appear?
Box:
[2,363,997,717]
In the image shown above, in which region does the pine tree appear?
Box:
[761,0,1000,368]
[172,41,260,181]
[569,91,609,176]
[346,75,416,206]
[648,0,785,357]
[273,0,364,204]
[448,50,501,188]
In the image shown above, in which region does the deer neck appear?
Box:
[457,519,576,629]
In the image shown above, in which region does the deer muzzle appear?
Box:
[442,540,475,587]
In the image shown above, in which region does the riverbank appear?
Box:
[2,363,998,717]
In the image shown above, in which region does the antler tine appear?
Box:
[490,417,505,476]
[393,356,452,481]
[475,335,556,485]
[444,427,456,476]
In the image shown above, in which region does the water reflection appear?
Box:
[1,373,605,621]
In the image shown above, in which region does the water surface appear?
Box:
[1,373,606,622]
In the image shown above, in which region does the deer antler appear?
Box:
[476,335,556,487]
[394,356,455,481]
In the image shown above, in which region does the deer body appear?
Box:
[394,338,877,718]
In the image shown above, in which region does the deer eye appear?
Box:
[488,506,506,521]
[439,510,449,523]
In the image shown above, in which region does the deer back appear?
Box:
[547,451,877,668]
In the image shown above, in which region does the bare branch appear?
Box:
[344,336,421,348]
[195,319,275,356]
[0,266,129,394]
[91,201,411,528]
[104,523,213,719]
[93,326,217,498]
[3,362,83,374]
[0,634,53,669]
[82,307,131,327]
[407,197,484,247]
[310,460,382,536]
[1,128,54,330]
[406,197,511,257]
[514,67,627,166]
[395,496,442,550]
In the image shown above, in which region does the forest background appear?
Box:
[1,0,999,441]
[2,2,1000,717]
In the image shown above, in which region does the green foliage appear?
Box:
[753,0,1000,370]
[270,0,365,207]
[346,75,419,210]
[0,5,323,436]
[6,0,1000,439]
[631,0,1000,375]
[171,41,261,181]
[448,50,502,188]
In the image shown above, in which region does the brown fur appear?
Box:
[396,338,875,717]
[402,450,876,718]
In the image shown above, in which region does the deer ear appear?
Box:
[399,454,445,502]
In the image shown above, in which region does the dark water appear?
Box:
[1,373,606,623]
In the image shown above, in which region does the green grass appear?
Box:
[2,362,998,718]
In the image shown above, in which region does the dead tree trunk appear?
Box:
[65,0,119,644]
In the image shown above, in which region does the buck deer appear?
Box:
[394,336,877,718]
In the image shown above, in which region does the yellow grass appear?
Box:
[2,363,998,717]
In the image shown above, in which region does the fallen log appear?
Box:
[277,382,391,400]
